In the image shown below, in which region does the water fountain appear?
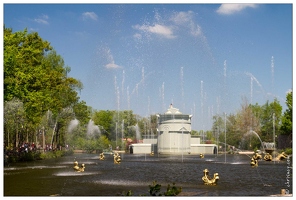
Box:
[68,119,79,133]
[133,123,141,142]
[87,119,101,137]
[4,6,292,197]
[243,130,266,153]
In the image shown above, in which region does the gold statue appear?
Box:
[264,153,272,161]
[73,161,85,172]
[250,152,261,167]
[250,158,258,167]
[202,169,219,185]
[113,152,121,164]
[253,152,262,160]
[200,153,204,158]
[99,152,105,160]
[275,152,288,160]
[150,151,154,156]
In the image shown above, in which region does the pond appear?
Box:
[3,153,292,196]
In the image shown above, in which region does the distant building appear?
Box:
[130,104,217,155]
[156,104,192,154]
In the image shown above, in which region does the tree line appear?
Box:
[3,27,292,154]
[4,27,157,153]
[209,95,292,151]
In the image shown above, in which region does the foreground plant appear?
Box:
[119,181,182,196]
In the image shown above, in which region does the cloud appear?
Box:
[216,4,258,15]
[133,10,205,40]
[34,14,49,24]
[82,12,98,21]
[133,24,175,39]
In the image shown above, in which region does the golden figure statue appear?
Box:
[73,161,85,172]
[275,152,288,160]
[200,153,204,158]
[202,169,219,185]
[253,152,262,160]
[113,152,121,164]
[150,151,154,156]
[250,158,258,167]
[250,152,261,166]
[99,152,105,160]
[264,153,273,161]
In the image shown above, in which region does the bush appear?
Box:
[284,148,292,155]
[37,150,71,160]
[120,181,182,196]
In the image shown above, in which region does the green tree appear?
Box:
[224,113,241,148]
[280,91,292,135]
[92,110,115,139]
[73,101,91,125]
[259,99,282,142]
[4,27,82,149]
[236,98,261,150]
[212,114,225,145]
[4,98,25,149]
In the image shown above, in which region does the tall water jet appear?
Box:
[180,67,185,162]
[162,82,165,113]
[224,112,227,163]
[87,119,101,138]
[114,75,120,147]
[147,96,150,116]
[246,72,266,102]
[223,60,228,116]
[141,67,145,87]
[127,86,130,110]
[121,70,125,105]
[68,119,79,133]
[133,123,141,142]
[201,80,204,143]
[121,119,124,151]
[180,67,185,111]
[271,56,274,96]
[251,76,253,104]
[223,60,227,78]
[243,130,265,152]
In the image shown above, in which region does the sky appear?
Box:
[3,2,293,131]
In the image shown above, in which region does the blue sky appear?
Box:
[3,3,293,131]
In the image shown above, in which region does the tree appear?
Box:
[280,91,292,135]
[73,101,91,125]
[4,98,25,149]
[258,99,282,142]
[224,113,241,148]
[92,110,115,139]
[4,27,82,149]
[236,98,261,150]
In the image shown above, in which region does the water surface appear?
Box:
[4,153,291,196]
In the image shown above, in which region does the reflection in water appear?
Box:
[4,153,291,196]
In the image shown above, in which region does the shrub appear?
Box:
[120,181,182,196]
[284,148,292,155]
